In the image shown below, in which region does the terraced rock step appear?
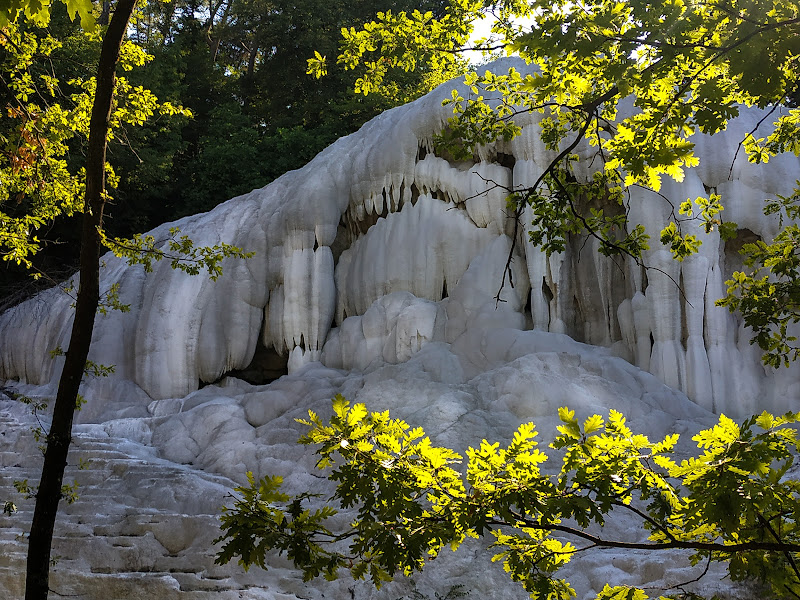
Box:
[0,401,304,600]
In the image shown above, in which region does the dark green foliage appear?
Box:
[0,0,450,304]
[110,0,453,229]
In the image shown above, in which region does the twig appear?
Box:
[729,103,782,179]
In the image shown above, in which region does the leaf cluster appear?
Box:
[0,19,190,273]
[218,399,800,600]
[718,233,800,366]
[101,226,254,281]
[0,0,94,30]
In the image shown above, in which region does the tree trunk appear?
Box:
[24,1,138,598]
[98,1,111,26]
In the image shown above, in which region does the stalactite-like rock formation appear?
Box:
[2,60,796,417]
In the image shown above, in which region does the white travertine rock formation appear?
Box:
[1,59,797,417]
[0,350,735,600]
[1,58,799,599]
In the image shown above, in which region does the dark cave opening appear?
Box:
[204,339,289,387]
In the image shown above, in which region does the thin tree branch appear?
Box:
[491,514,800,553]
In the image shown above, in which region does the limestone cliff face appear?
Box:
[0,58,797,417]
[1,58,797,600]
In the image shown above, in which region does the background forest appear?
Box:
[0,0,461,306]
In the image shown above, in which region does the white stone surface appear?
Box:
[0,59,798,599]
[1,59,796,416]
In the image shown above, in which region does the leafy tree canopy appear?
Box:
[0,13,188,271]
[1,1,279,297]
[308,0,800,367]
[217,397,800,599]
[2,0,466,296]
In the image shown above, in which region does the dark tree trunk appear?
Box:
[98,1,111,26]
[24,1,138,598]
[204,0,227,60]
[247,43,258,79]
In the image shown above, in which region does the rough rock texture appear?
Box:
[0,58,798,598]
[2,57,798,416]
[0,347,749,600]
